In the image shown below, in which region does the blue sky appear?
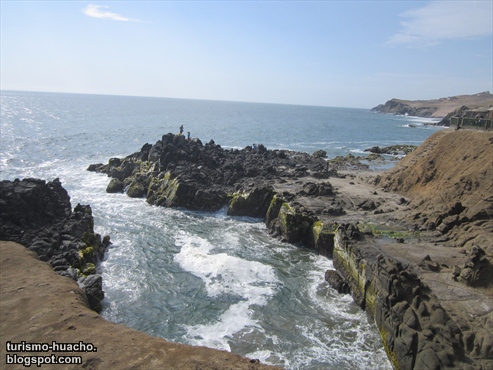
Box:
[1,1,492,108]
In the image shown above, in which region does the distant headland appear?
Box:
[371,91,493,119]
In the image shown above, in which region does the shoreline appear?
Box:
[1,128,491,369]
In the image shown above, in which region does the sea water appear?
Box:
[0,91,443,369]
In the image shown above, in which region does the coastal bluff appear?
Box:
[0,178,110,312]
[371,92,492,118]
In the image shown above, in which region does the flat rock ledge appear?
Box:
[0,241,278,370]
[87,130,492,370]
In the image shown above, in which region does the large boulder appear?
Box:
[227,186,274,218]
[0,178,71,244]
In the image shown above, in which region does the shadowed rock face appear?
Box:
[0,178,110,312]
[333,226,466,370]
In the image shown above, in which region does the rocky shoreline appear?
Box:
[1,129,491,369]
[86,129,492,369]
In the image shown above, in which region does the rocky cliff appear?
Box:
[87,129,492,369]
[376,130,493,258]
[371,92,493,118]
[437,106,493,127]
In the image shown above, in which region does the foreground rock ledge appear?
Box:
[0,241,278,370]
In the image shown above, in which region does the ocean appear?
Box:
[0,90,443,369]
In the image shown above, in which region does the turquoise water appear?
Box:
[1,90,443,369]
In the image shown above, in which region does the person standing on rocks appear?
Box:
[179,125,184,135]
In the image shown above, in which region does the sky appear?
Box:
[1,1,492,108]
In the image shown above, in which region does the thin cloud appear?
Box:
[83,4,140,22]
[386,1,493,47]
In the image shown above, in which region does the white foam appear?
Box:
[174,233,280,351]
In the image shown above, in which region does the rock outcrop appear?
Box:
[365,144,417,156]
[375,130,493,260]
[0,178,110,312]
[437,106,493,127]
[331,226,488,370]
[88,133,330,213]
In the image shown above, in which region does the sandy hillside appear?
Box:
[376,129,493,252]
[372,92,493,117]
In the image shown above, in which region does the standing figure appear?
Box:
[187,131,191,142]
[179,125,184,135]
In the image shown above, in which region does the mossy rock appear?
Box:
[228,191,248,215]
[106,178,124,193]
[227,186,274,218]
[359,223,416,240]
[266,194,284,226]
[126,180,146,198]
[81,263,96,275]
[311,220,337,257]
[79,246,94,262]
[278,202,313,243]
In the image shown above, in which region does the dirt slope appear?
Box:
[376,129,493,253]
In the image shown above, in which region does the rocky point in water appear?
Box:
[87,132,334,216]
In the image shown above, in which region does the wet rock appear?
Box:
[227,186,274,218]
[106,178,124,193]
[325,270,349,294]
[78,274,104,312]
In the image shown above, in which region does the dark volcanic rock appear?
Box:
[0,178,71,244]
[0,178,110,312]
[333,225,466,370]
[364,145,417,156]
[88,133,331,213]
[325,269,349,293]
[227,185,275,218]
